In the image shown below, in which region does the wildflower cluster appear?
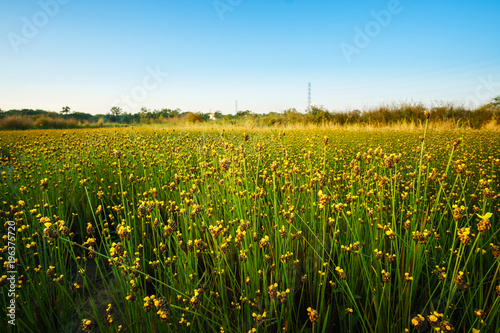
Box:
[0,126,498,332]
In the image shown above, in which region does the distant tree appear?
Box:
[159,108,174,118]
[308,105,331,124]
[283,108,298,115]
[198,112,210,121]
[61,106,70,115]
[236,110,252,117]
[170,108,181,118]
[493,96,500,108]
[348,109,361,123]
[139,107,151,123]
[308,105,325,116]
[110,106,122,117]
[214,111,222,119]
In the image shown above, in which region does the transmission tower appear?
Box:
[308,83,311,110]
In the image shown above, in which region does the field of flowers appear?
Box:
[0,119,499,332]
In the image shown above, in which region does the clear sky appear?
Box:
[1,0,500,115]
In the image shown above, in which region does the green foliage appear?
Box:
[492,96,500,108]
[184,112,204,123]
[61,106,71,115]
[110,106,122,117]
[0,115,34,130]
[214,111,223,119]
[1,126,499,332]
[2,98,500,130]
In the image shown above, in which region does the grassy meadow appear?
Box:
[0,119,499,332]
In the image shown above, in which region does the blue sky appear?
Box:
[1,0,499,115]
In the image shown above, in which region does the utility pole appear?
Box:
[235,100,238,114]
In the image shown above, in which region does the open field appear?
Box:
[0,121,499,332]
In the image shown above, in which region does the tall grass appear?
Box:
[0,116,35,130]
[0,115,101,131]
[0,121,499,332]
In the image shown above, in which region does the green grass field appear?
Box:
[1,121,499,332]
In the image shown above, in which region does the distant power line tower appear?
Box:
[307,83,311,110]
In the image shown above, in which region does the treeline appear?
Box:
[0,109,98,130]
[263,101,500,128]
[1,97,499,130]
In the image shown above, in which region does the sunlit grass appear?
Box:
[0,119,499,332]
